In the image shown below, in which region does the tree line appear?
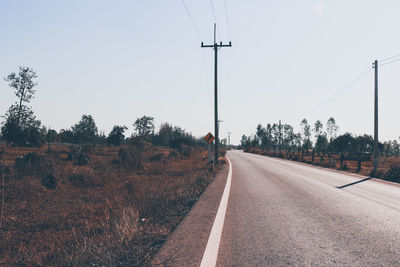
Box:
[1,67,204,148]
[241,118,400,157]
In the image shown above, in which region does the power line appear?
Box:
[380,57,400,67]
[379,53,400,63]
[181,0,203,41]
[301,66,372,118]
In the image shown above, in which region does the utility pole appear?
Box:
[201,23,232,164]
[373,60,379,174]
[227,131,232,149]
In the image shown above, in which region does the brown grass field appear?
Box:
[0,143,221,266]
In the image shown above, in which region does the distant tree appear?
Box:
[294,132,302,151]
[158,122,173,146]
[4,67,38,126]
[96,130,107,145]
[315,135,329,153]
[1,104,42,146]
[329,133,355,154]
[313,120,323,139]
[283,124,295,151]
[1,67,43,146]
[326,117,338,141]
[240,134,251,150]
[46,129,58,142]
[59,129,75,143]
[251,135,260,147]
[134,116,155,138]
[256,124,266,148]
[107,125,127,146]
[300,119,312,150]
[71,115,98,144]
[354,135,374,154]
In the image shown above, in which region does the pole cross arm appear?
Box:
[201,41,232,48]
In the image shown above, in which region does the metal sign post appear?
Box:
[204,132,215,164]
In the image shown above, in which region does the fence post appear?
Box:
[328,152,331,167]
[340,153,344,169]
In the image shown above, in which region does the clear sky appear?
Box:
[1,0,400,145]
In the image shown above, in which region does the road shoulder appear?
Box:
[150,163,229,266]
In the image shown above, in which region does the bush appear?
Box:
[179,145,193,158]
[41,174,57,189]
[70,144,91,166]
[127,136,145,150]
[383,164,400,182]
[168,150,179,159]
[118,147,143,172]
[68,172,94,188]
[14,152,54,178]
[148,153,164,162]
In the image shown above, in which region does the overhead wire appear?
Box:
[379,53,400,63]
[300,65,372,119]
[380,57,400,67]
[181,0,203,41]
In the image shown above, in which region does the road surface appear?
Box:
[152,150,400,266]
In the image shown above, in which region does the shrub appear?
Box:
[383,164,400,182]
[70,144,91,166]
[179,145,193,158]
[127,136,145,150]
[41,174,57,189]
[118,147,143,172]
[168,150,179,159]
[14,152,54,178]
[148,153,164,162]
[68,172,94,188]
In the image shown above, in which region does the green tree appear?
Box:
[240,134,251,150]
[71,115,98,144]
[326,117,338,141]
[107,125,128,146]
[1,67,43,146]
[158,122,173,146]
[315,135,329,153]
[300,119,312,150]
[329,133,355,154]
[1,104,42,146]
[256,124,266,148]
[4,67,38,126]
[134,116,155,138]
[314,120,323,140]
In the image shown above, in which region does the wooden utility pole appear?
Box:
[373,60,379,174]
[201,23,232,164]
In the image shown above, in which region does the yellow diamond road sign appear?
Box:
[204,132,215,144]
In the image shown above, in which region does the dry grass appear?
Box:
[0,143,214,266]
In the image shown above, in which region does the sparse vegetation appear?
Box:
[0,142,214,266]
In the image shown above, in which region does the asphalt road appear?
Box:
[153,150,400,266]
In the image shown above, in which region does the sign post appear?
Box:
[204,132,215,164]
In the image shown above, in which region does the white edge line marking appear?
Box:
[200,154,233,267]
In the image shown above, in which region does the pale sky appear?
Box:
[1,0,400,144]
